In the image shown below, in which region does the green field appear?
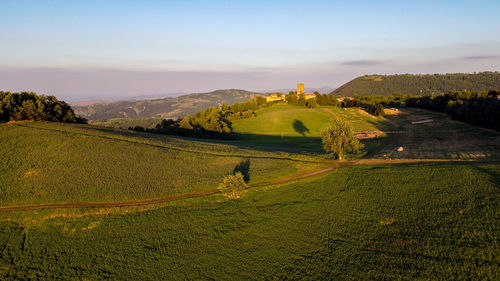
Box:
[0,121,323,206]
[231,104,383,152]
[0,162,497,280]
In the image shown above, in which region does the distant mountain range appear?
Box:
[74,89,261,120]
[331,72,500,96]
[75,72,500,120]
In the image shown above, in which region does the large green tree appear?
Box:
[322,120,362,159]
[0,91,85,123]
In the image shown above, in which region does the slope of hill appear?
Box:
[231,104,383,152]
[74,89,261,120]
[331,72,500,96]
[0,121,322,206]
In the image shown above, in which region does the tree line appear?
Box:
[130,97,271,139]
[406,90,499,131]
[347,90,499,130]
[0,91,86,123]
[284,91,340,108]
[342,96,385,116]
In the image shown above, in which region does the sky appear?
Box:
[1,0,500,101]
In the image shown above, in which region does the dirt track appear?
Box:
[0,159,487,213]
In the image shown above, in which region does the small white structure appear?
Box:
[397,146,404,152]
[411,119,433,125]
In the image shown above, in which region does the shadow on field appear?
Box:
[293,119,310,136]
[233,159,251,182]
[28,122,322,155]
[229,132,323,154]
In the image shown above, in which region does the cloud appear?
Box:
[340,60,382,66]
[461,55,498,60]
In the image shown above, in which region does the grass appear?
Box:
[231,104,383,152]
[373,108,500,160]
[90,117,164,129]
[0,121,322,206]
[0,104,498,279]
[0,162,497,280]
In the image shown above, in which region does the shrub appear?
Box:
[218,172,247,198]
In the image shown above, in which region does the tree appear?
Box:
[0,91,85,123]
[286,91,298,104]
[218,172,247,198]
[298,93,306,106]
[321,120,362,160]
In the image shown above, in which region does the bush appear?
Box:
[218,172,247,198]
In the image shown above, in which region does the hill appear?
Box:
[331,72,500,96]
[74,89,261,121]
[0,121,322,206]
[231,104,383,152]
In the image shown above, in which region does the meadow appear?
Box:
[0,162,497,280]
[0,121,323,206]
[230,104,383,152]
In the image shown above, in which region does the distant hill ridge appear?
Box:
[75,89,260,120]
[331,72,500,96]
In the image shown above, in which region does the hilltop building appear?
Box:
[266,92,286,102]
[297,83,316,100]
[297,83,305,95]
[265,83,316,102]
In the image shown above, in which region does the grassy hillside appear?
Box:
[332,72,500,96]
[0,162,497,280]
[74,89,261,120]
[0,121,322,206]
[231,104,383,152]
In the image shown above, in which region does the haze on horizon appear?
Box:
[1,0,499,101]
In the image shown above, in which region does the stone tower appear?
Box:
[297,83,305,95]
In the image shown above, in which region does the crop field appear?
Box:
[0,122,323,206]
[0,162,497,280]
[372,108,500,160]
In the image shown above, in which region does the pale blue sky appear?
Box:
[1,0,499,100]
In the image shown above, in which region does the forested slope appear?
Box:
[331,72,500,96]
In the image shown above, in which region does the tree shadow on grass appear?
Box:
[293,119,310,136]
[233,159,250,182]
